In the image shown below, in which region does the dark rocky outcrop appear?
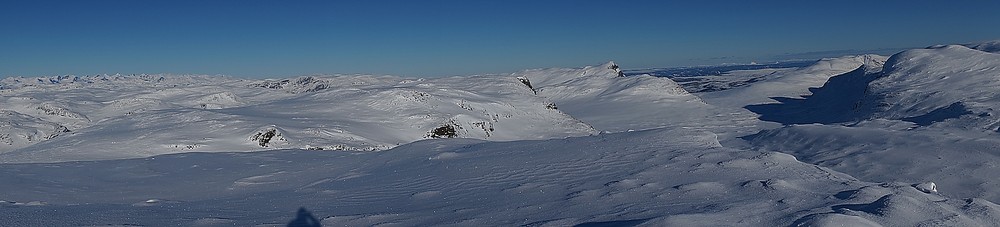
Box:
[516,76,536,94]
[250,126,286,147]
[427,124,459,139]
[608,62,625,77]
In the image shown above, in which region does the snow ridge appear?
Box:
[869,44,1000,130]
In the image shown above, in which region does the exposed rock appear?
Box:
[516,76,536,94]
[470,121,495,137]
[250,126,286,148]
[36,103,89,121]
[247,79,290,89]
[608,62,625,77]
[427,124,459,139]
[246,77,328,93]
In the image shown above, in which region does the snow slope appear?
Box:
[865,45,1000,131]
[2,127,997,226]
[733,41,1000,216]
[747,123,1000,201]
[697,55,888,109]
[731,45,1000,129]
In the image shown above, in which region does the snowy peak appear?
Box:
[518,61,691,99]
[605,61,625,77]
[857,54,888,73]
[517,61,629,89]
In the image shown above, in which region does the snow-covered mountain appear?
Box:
[712,44,1000,130]
[3,61,739,163]
[718,42,1000,208]
[516,62,757,137]
[865,45,1000,131]
[1,72,609,162]
[6,40,1000,226]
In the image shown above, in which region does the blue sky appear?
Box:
[2,1,1000,78]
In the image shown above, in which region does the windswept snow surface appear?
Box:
[747,123,1000,202]
[3,128,998,226]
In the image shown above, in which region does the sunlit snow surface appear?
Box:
[4,42,1000,226]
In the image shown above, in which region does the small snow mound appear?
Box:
[194,92,244,109]
[132,198,167,207]
[914,182,937,194]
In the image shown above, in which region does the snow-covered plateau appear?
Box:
[3,41,1000,226]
